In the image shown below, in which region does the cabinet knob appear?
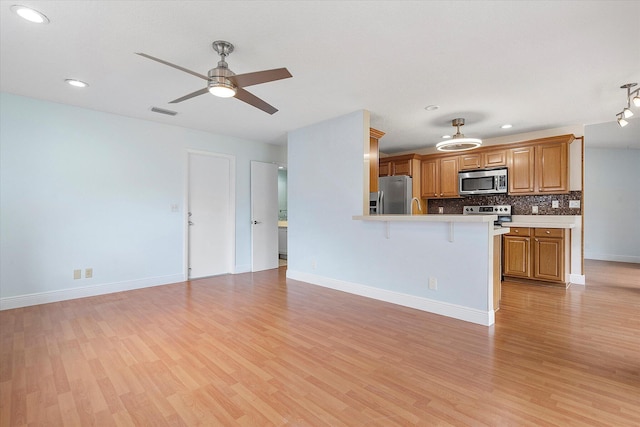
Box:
[440,193,443,196]
[545,230,550,234]
[434,193,437,196]
[515,230,519,233]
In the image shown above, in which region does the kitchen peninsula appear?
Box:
[352,213,507,326]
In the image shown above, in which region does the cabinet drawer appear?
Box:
[534,228,564,238]
[506,227,531,236]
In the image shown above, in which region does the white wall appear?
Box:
[287,111,495,325]
[0,93,284,307]
[584,147,640,263]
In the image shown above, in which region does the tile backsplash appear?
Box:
[426,191,582,215]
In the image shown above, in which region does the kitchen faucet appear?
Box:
[411,197,422,215]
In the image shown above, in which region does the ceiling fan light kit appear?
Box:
[136,40,292,114]
[436,118,483,152]
[616,83,638,127]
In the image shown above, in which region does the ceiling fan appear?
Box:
[136,40,292,114]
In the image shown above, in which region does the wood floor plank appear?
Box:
[1,260,639,425]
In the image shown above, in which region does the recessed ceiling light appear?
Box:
[11,5,49,24]
[501,124,513,129]
[65,79,88,88]
[425,105,440,111]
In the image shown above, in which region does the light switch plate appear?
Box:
[569,200,580,208]
[532,206,538,214]
[552,200,559,208]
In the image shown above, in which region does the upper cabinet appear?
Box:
[420,155,459,198]
[458,149,507,171]
[379,154,421,177]
[507,135,572,195]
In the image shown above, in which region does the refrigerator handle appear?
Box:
[379,190,384,215]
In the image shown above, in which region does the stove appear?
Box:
[463,205,512,226]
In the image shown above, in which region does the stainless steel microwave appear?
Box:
[458,168,508,195]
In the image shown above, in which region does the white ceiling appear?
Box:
[1,1,639,152]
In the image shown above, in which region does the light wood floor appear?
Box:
[1,260,639,426]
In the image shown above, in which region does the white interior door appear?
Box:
[251,161,279,271]
[188,152,234,278]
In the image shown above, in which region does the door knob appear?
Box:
[252,220,261,225]
[188,221,194,226]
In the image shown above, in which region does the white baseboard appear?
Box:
[0,274,185,311]
[584,254,640,264]
[570,274,586,285]
[286,270,494,326]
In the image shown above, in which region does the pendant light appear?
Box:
[436,118,482,152]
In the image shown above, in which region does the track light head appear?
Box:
[617,113,629,128]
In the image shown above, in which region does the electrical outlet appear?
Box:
[552,200,559,208]
[85,268,93,279]
[438,207,444,214]
[73,269,81,280]
[428,277,437,290]
[532,206,538,214]
[569,200,580,208]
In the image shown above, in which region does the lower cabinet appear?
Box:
[503,227,569,286]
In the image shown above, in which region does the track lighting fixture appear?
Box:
[616,83,638,127]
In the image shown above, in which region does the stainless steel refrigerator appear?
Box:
[376,175,413,214]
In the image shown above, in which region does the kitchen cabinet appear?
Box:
[483,149,507,169]
[503,228,531,277]
[507,136,571,195]
[503,227,569,286]
[369,128,385,193]
[420,155,459,198]
[532,228,565,282]
[536,142,568,193]
[379,153,421,177]
[458,149,507,170]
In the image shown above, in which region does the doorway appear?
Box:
[187,151,235,278]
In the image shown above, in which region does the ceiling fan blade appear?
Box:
[235,88,278,114]
[135,53,208,81]
[169,87,209,103]
[229,68,292,88]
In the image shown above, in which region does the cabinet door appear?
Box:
[508,146,535,194]
[503,235,530,277]
[379,160,391,177]
[533,237,563,282]
[458,153,482,170]
[420,159,438,198]
[439,156,459,197]
[392,159,412,176]
[536,142,568,193]
[483,150,507,168]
